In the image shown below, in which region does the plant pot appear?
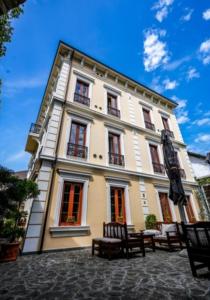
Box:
[0,242,20,262]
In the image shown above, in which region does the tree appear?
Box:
[0,4,24,97]
[0,165,39,242]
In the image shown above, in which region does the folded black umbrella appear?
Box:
[161,130,187,206]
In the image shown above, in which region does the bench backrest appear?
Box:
[181,222,210,249]
[103,222,128,240]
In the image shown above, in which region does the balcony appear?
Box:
[30,123,41,134]
[25,123,41,153]
[145,121,155,131]
[152,162,165,174]
[74,93,90,107]
[108,106,121,118]
[164,129,174,138]
[179,168,186,179]
[109,153,125,166]
[67,143,87,159]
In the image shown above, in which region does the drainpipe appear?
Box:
[38,49,74,253]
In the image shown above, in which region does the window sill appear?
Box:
[49,225,90,237]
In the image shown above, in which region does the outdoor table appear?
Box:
[130,232,155,252]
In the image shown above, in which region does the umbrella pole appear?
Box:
[178,202,187,223]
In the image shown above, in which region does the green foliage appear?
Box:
[197,177,210,186]
[145,214,157,229]
[0,6,23,57]
[0,165,39,242]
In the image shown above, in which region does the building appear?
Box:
[23,41,199,253]
[188,151,210,218]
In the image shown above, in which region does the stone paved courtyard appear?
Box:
[0,249,210,300]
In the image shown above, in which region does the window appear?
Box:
[59,182,83,225]
[149,144,164,174]
[185,196,196,223]
[174,152,186,178]
[159,192,173,223]
[143,109,155,131]
[108,132,124,166]
[111,187,126,223]
[107,93,120,118]
[162,116,174,138]
[74,80,90,106]
[67,121,87,158]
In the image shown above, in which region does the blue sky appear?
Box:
[0,0,210,171]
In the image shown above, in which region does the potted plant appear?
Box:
[145,214,157,229]
[0,166,39,262]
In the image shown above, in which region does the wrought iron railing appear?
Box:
[109,152,125,166]
[164,129,174,138]
[152,162,165,174]
[145,121,155,131]
[67,143,87,159]
[29,123,41,134]
[74,93,90,106]
[108,106,121,118]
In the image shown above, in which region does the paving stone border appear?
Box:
[0,249,210,299]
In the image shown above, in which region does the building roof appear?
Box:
[187,151,206,160]
[15,170,27,180]
[37,40,178,124]
[60,40,178,107]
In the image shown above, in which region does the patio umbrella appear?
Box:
[161,130,187,222]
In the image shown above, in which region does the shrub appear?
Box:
[145,214,157,229]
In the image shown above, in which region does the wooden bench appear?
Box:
[92,222,145,259]
[181,222,210,277]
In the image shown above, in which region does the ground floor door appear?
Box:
[159,192,173,223]
[185,195,196,223]
[110,187,126,223]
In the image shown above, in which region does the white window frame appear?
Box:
[105,127,125,168]
[73,73,93,103]
[104,88,121,116]
[53,172,89,227]
[106,180,132,225]
[140,104,155,131]
[65,114,91,161]
[146,140,165,176]
[184,192,199,222]
[155,187,177,222]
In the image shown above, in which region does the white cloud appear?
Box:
[195,134,210,143]
[186,67,200,81]
[199,39,210,65]
[193,118,210,126]
[6,150,27,163]
[163,55,191,71]
[143,29,169,72]
[150,77,164,93]
[3,75,46,97]
[152,0,174,22]
[203,8,210,21]
[181,8,193,22]
[163,79,178,90]
[172,96,190,124]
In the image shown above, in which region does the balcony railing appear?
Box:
[152,162,165,174]
[179,168,186,179]
[145,121,155,131]
[164,129,174,138]
[109,152,125,166]
[108,106,121,118]
[29,123,41,134]
[67,143,87,159]
[74,93,90,107]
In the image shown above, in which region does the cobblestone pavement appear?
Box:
[0,249,210,300]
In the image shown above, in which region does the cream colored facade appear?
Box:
[23,41,199,253]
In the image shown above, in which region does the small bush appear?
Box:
[145,214,157,229]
